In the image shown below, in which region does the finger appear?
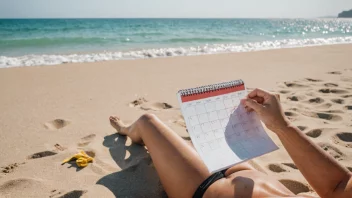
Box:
[248,88,269,99]
[244,106,254,112]
[241,99,253,112]
[251,96,264,104]
[245,98,263,113]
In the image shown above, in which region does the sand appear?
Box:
[0,44,352,197]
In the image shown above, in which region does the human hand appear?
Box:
[241,88,290,134]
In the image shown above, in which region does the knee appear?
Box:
[138,113,158,123]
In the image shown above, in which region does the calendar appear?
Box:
[177,80,278,173]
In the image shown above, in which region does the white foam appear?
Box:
[1,36,352,68]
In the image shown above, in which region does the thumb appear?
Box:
[245,98,263,113]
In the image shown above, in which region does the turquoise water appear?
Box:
[0,18,352,67]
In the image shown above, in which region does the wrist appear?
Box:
[271,119,293,135]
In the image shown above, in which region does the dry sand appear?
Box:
[0,44,352,197]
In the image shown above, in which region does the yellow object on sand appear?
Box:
[62,150,93,167]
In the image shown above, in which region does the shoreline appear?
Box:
[1,36,352,68]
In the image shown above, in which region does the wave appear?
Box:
[0,36,234,49]
[131,32,165,36]
[164,37,238,43]
[1,36,352,68]
[0,37,119,48]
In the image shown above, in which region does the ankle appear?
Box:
[120,126,129,134]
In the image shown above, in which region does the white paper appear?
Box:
[177,88,278,173]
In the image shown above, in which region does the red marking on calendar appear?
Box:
[181,84,245,102]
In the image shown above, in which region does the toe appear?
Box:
[110,116,117,121]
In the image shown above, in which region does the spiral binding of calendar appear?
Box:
[179,79,244,96]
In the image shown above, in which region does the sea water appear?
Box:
[0,18,351,67]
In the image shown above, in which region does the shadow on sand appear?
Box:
[96,133,167,197]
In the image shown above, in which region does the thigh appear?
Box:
[138,114,211,198]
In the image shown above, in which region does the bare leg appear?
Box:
[109,114,293,197]
[110,114,211,197]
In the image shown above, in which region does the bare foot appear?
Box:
[109,116,128,135]
[109,116,144,144]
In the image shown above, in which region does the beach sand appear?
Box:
[0,44,352,197]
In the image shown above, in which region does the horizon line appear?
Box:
[0,16,339,20]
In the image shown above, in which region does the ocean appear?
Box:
[0,18,352,68]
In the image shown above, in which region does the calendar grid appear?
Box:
[186,92,244,152]
[184,90,275,155]
[178,83,278,173]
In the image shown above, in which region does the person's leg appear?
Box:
[109,114,211,197]
[109,114,294,198]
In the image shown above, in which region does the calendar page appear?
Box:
[177,80,278,173]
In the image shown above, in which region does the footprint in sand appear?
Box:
[297,126,307,131]
[129,97,173,111]
[332,132,352,148]
[0,178,50,197]
[331,98,344,104]
[279,180,310,195]
[305,129,323,138]
[287,96,299,101]
[324,83,338,87]
[342,94,352,98]
[327,71,342,75]
[279,90,291,94]
[306,78,321,82]
[50,189,87,198]
[44,119,70,130]
[58,190,87,198]
[27,151,57,159]
[319,88,348,94]
[323,109,344,114]
[307,97,324,104]
[49,189,62,198]
[282,163,298,170]
[344,105,352,110]
[268,163,299,173]
[318,143,345,161]
[315,112,342,121]
[284,111,299,121]
[299,110,342,122]
[287,95,307,102]
[181,136,191,141]
[129,97,148,107]
[78,134,96,147]
[267,164,288,173]
[284,82,308,88]
[1,162,25,174]
[54,144,66,151]
[140,102,173,111]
